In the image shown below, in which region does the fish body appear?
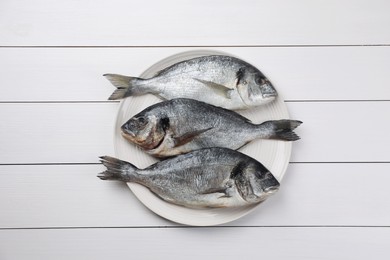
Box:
[98,148,280,208]
[121,98,302,158]
[104,55,277,110]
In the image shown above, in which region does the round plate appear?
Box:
[114,50,291,226]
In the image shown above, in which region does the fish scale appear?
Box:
[98,148,280,208]
[121,98,302,158]
[104,55,277,109]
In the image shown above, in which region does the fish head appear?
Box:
[236,67,277,107]
[232,161,280,204]
[121,112,167,150]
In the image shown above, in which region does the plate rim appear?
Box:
[112,49,292,226]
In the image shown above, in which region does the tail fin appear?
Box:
[103,74,142,100]
[258,120,302,141]
[98,156,138,182]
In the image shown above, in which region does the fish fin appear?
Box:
[108,88,127,100]
[193,78,234,99]
[258,120,303,141]
[200,187,227,195]
[103,74,143,100]
[98,156,138,182]
[173,127,212,147]
[200,187,232,199]
[218,106,252,124]
[218,194,232,199]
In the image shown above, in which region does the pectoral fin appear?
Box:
[193,78,234,99]
[173,127,212,147]
[200,187,232,199]
[200,179,235,198]
[200,187,228,195]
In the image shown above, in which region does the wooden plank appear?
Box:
[0,165,167,228]
[1,47,390,101]
[0,227,389,259]
[1,1,388,258]
[0,0,389,46]
[0,103,116,164]
[1,163,389,228]
[288,101,390,163]
[0,102,389,164]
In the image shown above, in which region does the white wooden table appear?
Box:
[1,0,390,259]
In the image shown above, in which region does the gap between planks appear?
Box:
[0,100,389,104]
[0,44,390,48]
[1,162,389,166]
[1,225,390,231]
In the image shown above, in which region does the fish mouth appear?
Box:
[264,186,279,195]
[239,81,277,107]
[121,131,135,142]
[121,123,136,137]
[262,92,277,99]
[121,124,137,143]
[121,124,166,151]
[260,82,277,99]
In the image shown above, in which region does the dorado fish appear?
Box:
[104,55,277,110]
[98,148,280,208]
[121,98,302,158]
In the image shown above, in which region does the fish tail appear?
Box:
[257,120,302,141]
[103,74,144,100]
[98,156,138,182]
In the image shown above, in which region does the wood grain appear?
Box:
[1,163,389,228]
[1,227,389,260]
[1,0,389,46]
[0,102,389,164]
[1,47,389,101]
[1,0,390,258]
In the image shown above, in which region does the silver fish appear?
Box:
[121,98,302,158]
[98,148,280,208]
[104,55,277,110]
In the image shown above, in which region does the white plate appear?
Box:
[114,50,292,226]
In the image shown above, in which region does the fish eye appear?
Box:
[242,80,248,85]
[255,77,264,85]
[136,117,148,126]
[265,172,273,179]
